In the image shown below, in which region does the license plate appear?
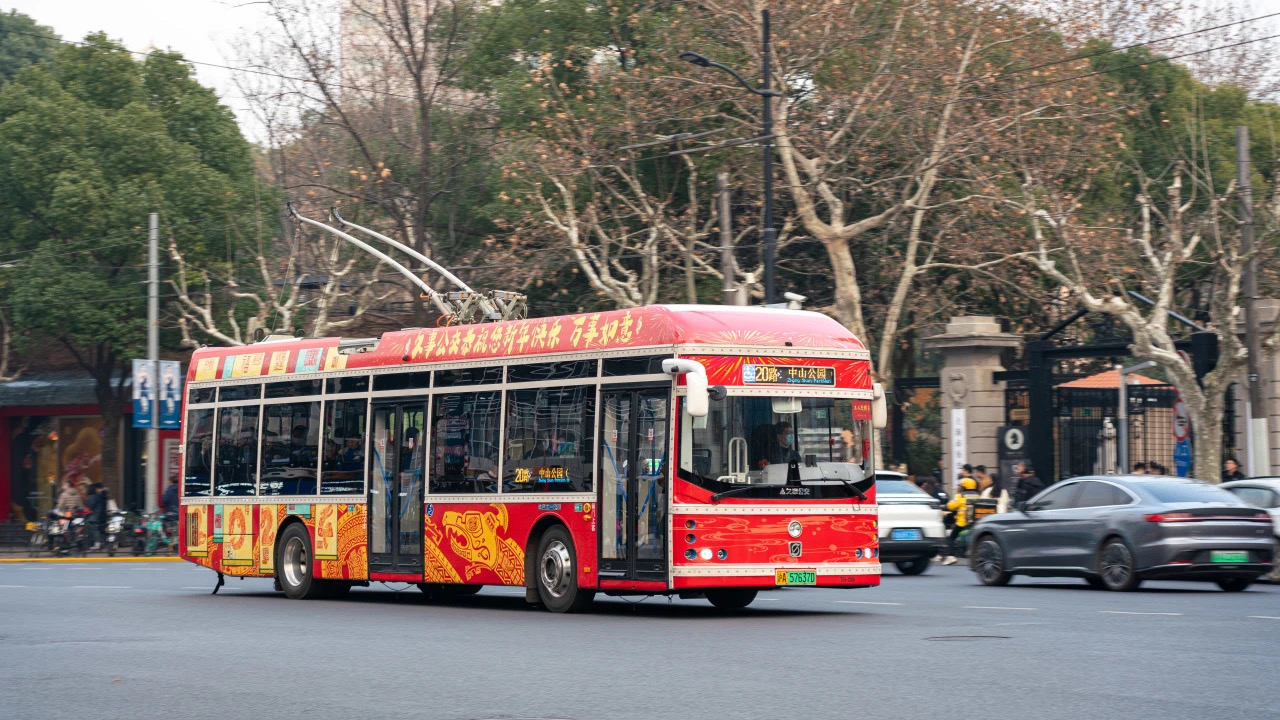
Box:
[890,528,923,541]
[775,569,816,586]
[1210,550,1250,564]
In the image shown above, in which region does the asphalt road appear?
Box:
[1,561,1277,720]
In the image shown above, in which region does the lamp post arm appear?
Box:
[703,60,782,97]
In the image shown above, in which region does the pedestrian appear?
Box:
[1132,462,1147,475]
[56,478,83,513]
[975,465,995,497]
[1149,462,1166,475]
[85,483,108,550]
[942,477,980,565]
[161,476,179,520]
[1222,457,1246,483]
[1017,464,1044,503]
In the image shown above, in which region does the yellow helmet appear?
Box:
[960,478,977,490]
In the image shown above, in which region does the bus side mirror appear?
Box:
[871,382,888,430]
[662,358,709,418]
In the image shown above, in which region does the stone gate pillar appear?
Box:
[926,317,1022,491]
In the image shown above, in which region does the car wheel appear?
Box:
[705,589,759,609]
[1084,575,1106,589]
[535,526,594,613]
[1216,577,1251,592]
[276,523,324,600]
[895,558,931,576]
[972,536,1011,586]
[1097,538,1141,592]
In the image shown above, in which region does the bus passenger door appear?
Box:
[599,387,670,582]
[369,402,426,575]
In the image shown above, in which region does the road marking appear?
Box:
[964,606,1036,611]
[0,584,28,588]
[71,585,131,589]
[835,600,903,606]
[1248,616,1280,620]
[1099,611,1181,616]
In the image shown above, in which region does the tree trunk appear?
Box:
[91,362,128,503]
[821,238,869,343]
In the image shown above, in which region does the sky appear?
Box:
[6,0,1280,141]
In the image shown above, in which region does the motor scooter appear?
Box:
[104,509,128,557]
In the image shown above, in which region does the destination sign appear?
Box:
[741,364,836,386]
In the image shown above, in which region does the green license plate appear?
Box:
[1210,551,1250,563]
[775,569,816,586]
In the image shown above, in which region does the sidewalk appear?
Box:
[0,547,182,562]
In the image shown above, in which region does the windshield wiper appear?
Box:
[710,484,762,503]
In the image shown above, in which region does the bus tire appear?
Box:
[705,588,758,609]
[534,525,594,613]
[276,523,323,600]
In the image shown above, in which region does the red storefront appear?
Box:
[1,373,179,522]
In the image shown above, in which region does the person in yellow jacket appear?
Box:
[941,477,980,565]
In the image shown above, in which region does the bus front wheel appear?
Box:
[535,526,594,613]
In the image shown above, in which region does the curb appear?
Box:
[0,556,184,564]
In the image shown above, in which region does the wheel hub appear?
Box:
[282,536,308,589]
[540,540,572,599]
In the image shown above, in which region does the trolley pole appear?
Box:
[146,212,160,513]
[1237,126,1270,477]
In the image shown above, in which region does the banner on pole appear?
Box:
[159,360,181,429]
[132,359,154,428]
[134,359,182,429]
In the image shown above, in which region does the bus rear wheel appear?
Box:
[705,588,758,610]
[535,526,594,613]
[277,523,326,600]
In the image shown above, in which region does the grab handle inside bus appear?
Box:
[661,358,709,417]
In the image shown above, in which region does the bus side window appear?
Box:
[183,408,214,497]
[260,401,320,496]
[503,385,595,493]
[321,399,366,495]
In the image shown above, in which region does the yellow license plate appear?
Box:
[775,569,817,586]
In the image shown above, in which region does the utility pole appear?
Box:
[718,173,744,305]
[1117,360,1156,473]
[760,8,776,306]
[146,212,159,512]
[1237,126,1270,477]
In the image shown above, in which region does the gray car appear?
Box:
[967,475,1275,591]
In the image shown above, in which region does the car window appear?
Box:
[1143,481,1241,505]
[876,479,925,495]
[1030,482,1080,510]
[1073,481,1124,508]
[1228,486,1280,509]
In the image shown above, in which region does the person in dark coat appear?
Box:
[1017,464,1044,503]
[161,477,180,520]
[85,483,108,550]
[1222,458,1246,483]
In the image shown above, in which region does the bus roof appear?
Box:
[187,304,864,382]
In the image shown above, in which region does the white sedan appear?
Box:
[875,471,946,575]
[1221,477,1280,583]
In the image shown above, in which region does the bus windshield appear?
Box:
[678,394,872,497]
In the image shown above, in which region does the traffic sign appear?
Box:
[1171,397,1190,443]
[1173,440,1191,477]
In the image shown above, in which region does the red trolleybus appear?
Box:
[178,305,886,611]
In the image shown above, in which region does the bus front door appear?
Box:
[369,402,426,575]
[599,387,669,582]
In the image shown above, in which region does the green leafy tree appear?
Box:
[0,10,58,84]
[0,35,262,495]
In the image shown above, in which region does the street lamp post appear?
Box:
[679,8,782,305]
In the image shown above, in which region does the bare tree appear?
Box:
[1010,150,1252,481]
[234,0,499,324]
[168,220,402,347]
[0,310,21,383]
